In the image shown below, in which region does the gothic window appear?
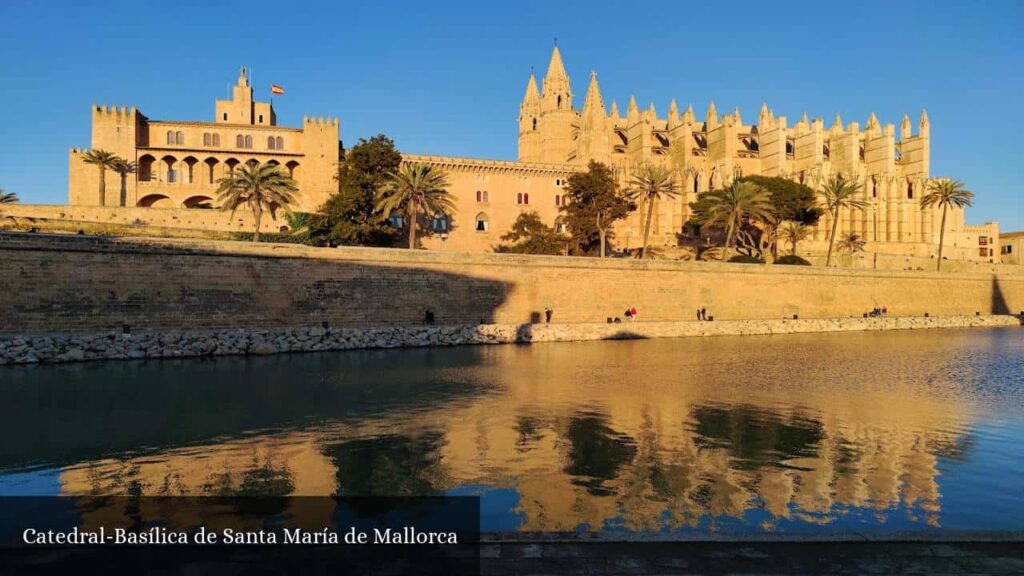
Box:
[557,95,562,109]
[475,213,489,232]
[176,131,184,145]
[693,176,699,193]
[871,177,877,198]
[907,180,914,199]
[532,117,537,131]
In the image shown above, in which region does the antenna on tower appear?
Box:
[554,36,558,46]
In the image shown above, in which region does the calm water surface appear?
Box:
[2,328,1023,534]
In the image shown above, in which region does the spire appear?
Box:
[866,112,880,133]
[545,45,568,83]
[920,109,930,127]
[646,101,657,120]
[706,100,718,129]
[684,104,695,124]
[901,114,912,139]
[668,99,680,128]
[733,107,742,126]
[581,70,604,116]
[627,95,639,120]
[800,111,810,125]
[831,113,843,133]
[609,99,620,120]
[919,109,930,137]
[522,72,540,103]
[759,102,771,128]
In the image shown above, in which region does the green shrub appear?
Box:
[776,254,812,266]
[727,254,764,264]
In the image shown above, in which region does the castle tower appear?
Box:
[537,45,578,164]
[517,72,542,162]
[215,66,276,126]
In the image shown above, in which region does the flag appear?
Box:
[271,84,284,95]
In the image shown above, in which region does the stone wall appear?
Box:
[1,316,1019,365]
[2,204,256,233]
[2,233,1023,337]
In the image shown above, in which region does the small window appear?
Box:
[555,195,561,206]
[176,131,184,145]
[475,213,489,232]
[532,117,537,131]
[236,135,244,148]
[475,190,482,202]
[432,213,449,232]
[203,133,211,146]
[268,136,276,150]
[244,135,253,149]
[166,131,174,145]
[223,113,228,121]
[907,181,914,199]
[979,236,988,246]
[212,134,220,147]
[517,193,522,204]
[259,114,264,123]
[388,214,404,229]
[979,247,989,258]
[276,136,283,149]
[524,193,529,205]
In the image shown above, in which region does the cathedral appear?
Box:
[64,49,999,261]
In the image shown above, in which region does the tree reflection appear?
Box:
[563,414,636,496]
[326,433,446,496]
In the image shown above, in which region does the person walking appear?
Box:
[544,307,553,323]
[700,307,707,321]
[630,307,638,322]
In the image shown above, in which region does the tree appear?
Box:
[562,161,635,257]
[81,149,119,207]
[0,187,18,221]
[837,232,867,255]
[111,159,137,208]
[496,211,566,255]
[779,221,811,256]
[215,162,299,243]
[738,175,822,261]
[697,181,774,261]
[820,173,868,267]
[625,164,680,259]
[920,178,974,271]
[309,135,402,247]
[375,162,455,249]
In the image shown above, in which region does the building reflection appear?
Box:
[54,333,983,532]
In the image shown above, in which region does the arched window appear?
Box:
[475,213,489,232]
[693,176,699,193]
[267,136,276,150]
[532,117,537,131]
[244,135,253,149]
[524,193,530,204]
[175,131,184,145]
[236,135,245,148]
[482,190,489,202]
[557,95,562,108]
[555,195,561,206]
[475,190,481,202]
[907,180,914,199]
[872,176,877,198]
[166,131,174,145]
[203,133,211,146]
[555,218,567,234]
[212,134,220,147]
[432,213,449,232]
[276,136,283,149]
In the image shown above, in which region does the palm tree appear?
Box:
[700,180,773,261]
[215,162,299,242]
[375,162,455,249]
[920,178,974,271]
[112,159,137,207]
[820,173,868,267]
[779,221,810,256]
[625,164,680,259]
[81,149,120,207]
[0,187,18,222]
[837,232,867,259]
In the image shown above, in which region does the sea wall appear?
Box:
[2,232,1023,337]
[1,316,1019,365]
[1,203,255,233]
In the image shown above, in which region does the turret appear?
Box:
[667,99,680,130]
[705,100,718,130]
[919,109,930,138]
[517,71,542,162]
[900,114,912,140]
[536,45,578,163]
[577,71,610,164]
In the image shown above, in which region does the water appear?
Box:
[1,328,1023,535]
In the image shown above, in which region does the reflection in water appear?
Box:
[2,328,1024,534]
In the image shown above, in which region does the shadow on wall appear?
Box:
[991,276,1011,316]
[0,233,516,334]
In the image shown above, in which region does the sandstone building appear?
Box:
[65,52,999,261]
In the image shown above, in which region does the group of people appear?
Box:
[868,306,888,317]
[696,308,712,321]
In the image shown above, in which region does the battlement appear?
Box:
[303,116,339,126]
[92,105,139,118]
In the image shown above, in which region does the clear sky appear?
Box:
[1,0,1021,230]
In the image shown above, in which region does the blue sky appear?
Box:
[1,0,1021,230]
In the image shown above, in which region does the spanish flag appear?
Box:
[271,84,284,95]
